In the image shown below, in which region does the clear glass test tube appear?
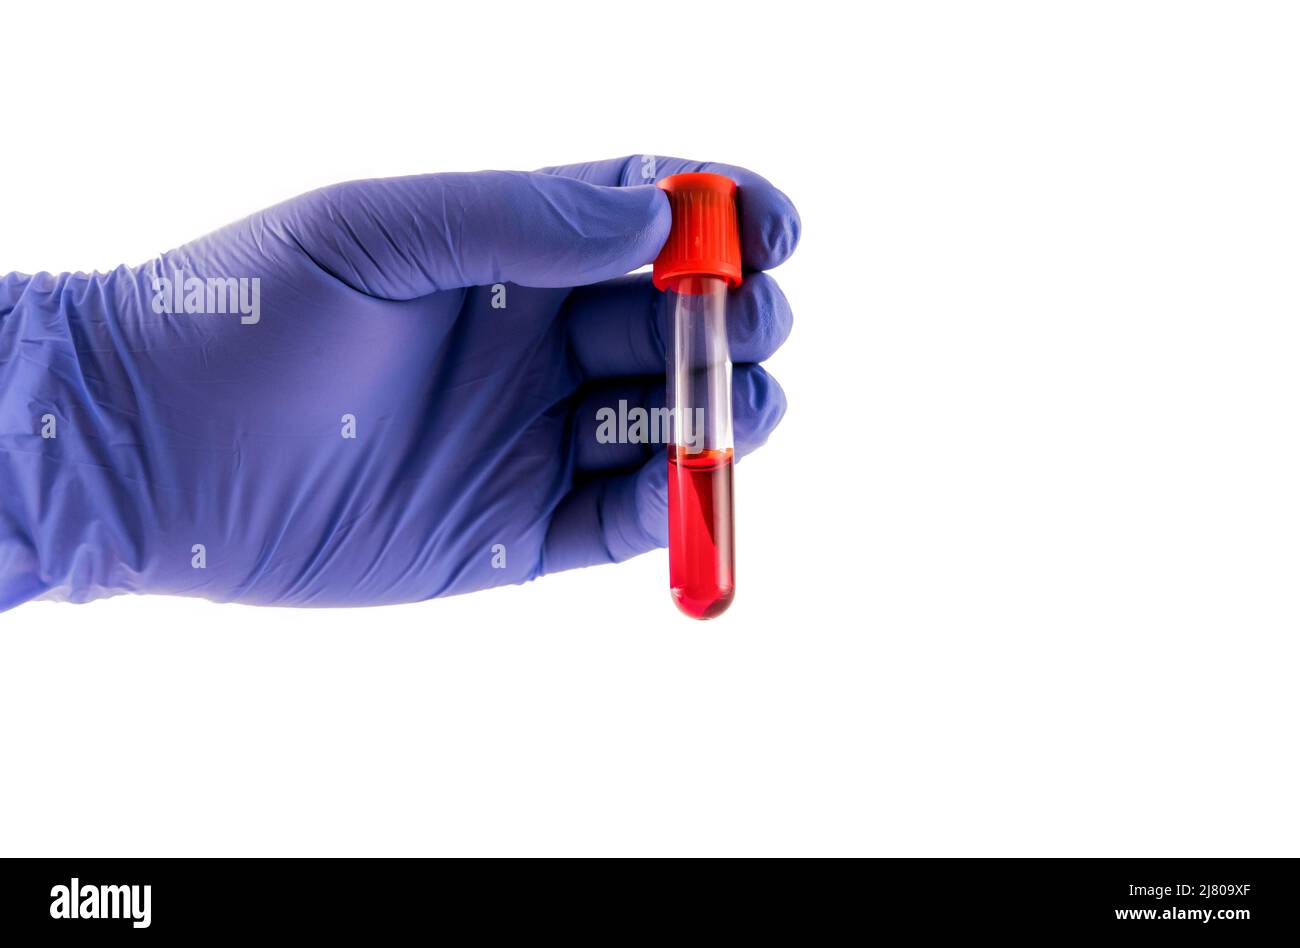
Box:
[652,172,743,619]
[665,275,735,618]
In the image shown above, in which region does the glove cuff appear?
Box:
[0,268,149,608]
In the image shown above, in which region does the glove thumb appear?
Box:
[268,171,671,299]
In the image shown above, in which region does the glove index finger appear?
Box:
[540,155,801,272]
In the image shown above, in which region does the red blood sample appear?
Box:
[668,446,735,619]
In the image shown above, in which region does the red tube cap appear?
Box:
[652,173,743,291]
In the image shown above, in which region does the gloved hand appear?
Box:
[0,156,798,610]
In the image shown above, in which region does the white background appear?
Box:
[2,1,1297,856]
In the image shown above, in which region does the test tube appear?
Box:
[653,173,743,619]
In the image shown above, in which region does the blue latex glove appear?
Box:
[0,156,799,610]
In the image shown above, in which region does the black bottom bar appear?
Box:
[0,858,1293,938]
